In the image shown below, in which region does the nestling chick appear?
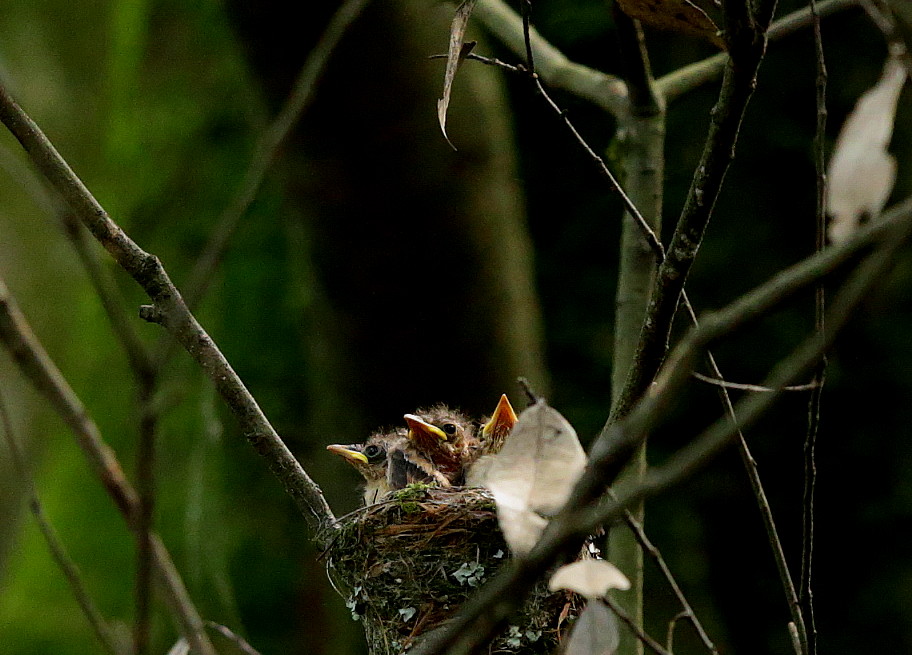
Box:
[327,429,447,504]
[403,405,478,486]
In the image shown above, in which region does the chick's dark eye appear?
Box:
[442,423,458,436]
[363,444,383,460]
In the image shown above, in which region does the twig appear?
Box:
[135,375,157,655]
[692,371,818,392]
[205,621,264,655]
[0,388,126,655]
[410,197,912,655]
[0,79,337,536]
[801,2,829,653]
[473,0,629,116]
[608,3,772,426]
[531,76,663,256]
[601,597,672,655]
[0,276,217,655]
[173,0,372,317]
[666,611,689,653]
[658,0,859,103]
[609,490,718,654]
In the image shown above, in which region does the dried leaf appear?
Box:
[486,401,586,555]
[166,640,191,655]
[564,602,620,655]
[615,0,725,49]
[548,560,631,599]
[437,0,478,150]
[828,57,907,243]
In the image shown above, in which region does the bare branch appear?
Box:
[473,0,629,116]
[801,2,830,652]
[608,5,773,426]
[176,0,372,315]
[659,0,859,103]
[0,276,216,655]
[691,371,818,392]
[610,490,718,654]
[411,197,912,655]
[0,388,127,655]
[602,596,672,655]
[0,80,337,535]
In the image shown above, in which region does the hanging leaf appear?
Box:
[485,400,586,555]
[548,560,631,599]
[437,0,478,150]
[828,56,907,244]
[564,602,620,655]
[615,0,726,50]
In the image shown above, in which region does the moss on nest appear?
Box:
[322,486,579,654]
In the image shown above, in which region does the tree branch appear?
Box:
[658,0,859,103]
[0,387,127,655]
[410,194,912,655]
[473,0,629,117]
[0,80,337,536]
[608,5,772,426]
[0,275,216,655]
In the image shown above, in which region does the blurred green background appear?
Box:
[0,1,909,654]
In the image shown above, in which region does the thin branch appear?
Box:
[410,197,912,655]
[135,375,157,655]
[608,11,664,655]
[530,76,663,256]
[801,2,829,653]
[601,597,672,655]
[608,5,772,426]
[692,371,818,392]
[0,275,216,655]
[609,491,718,654]
[0,80,337,536]
[658,0,859,103]
[0,388,126,655]
[174,0,372,317]
[473,0,630,117]
[0,146,153,377]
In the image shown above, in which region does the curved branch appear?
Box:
[0,276,215,655]
[658,0,859,103]
[473,0,630,117]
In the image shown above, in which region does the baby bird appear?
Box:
[328,395,519,503]
[326,430,440,504]
[403,405,478,486]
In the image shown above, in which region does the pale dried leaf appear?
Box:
[615,0,725,49]
[437,0,478,150]
[548,560,631,599]
[166,640,190,655]
[828,57,907,243]
[494,500,549,557]
[486,401,586,555]
[564,602,620,655]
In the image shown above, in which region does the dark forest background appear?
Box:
[0,1,909,654]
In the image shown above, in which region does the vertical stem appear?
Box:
[609,12,664,655]
[802,2,828,653]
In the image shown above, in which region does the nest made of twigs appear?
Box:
[321,485,580,654]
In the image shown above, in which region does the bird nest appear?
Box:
[321,485,580,654]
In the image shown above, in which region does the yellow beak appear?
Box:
[404,414,448,442]
[326,444,368,464]
[482,394,518,439]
